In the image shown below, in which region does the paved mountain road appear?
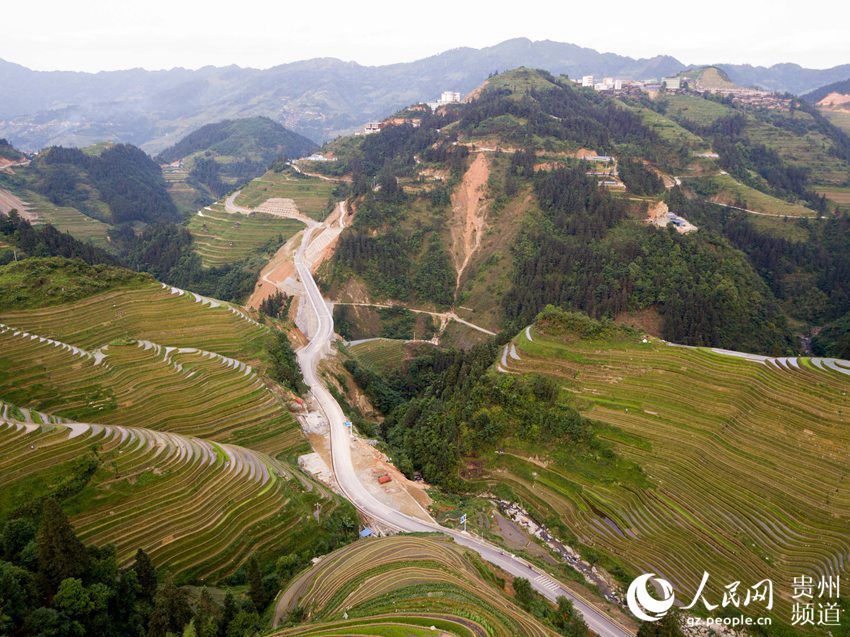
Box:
[291,216,634,637]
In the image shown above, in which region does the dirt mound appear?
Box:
[818,92,850,109]
[0,188,38,221]
[646,200,669,224]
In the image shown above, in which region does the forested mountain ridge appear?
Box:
[317,67,850,355]
[155,117,318,200]
[2,38,849,152]
[802,77,850,104]
[0,143,179,225]
[156,117,317,164]
[0,138,26,162]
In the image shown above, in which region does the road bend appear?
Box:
[294,217,634,637]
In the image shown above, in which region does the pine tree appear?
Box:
[194,587,220,637]
[217,591,237,637]
[246,557,264,610]
[147,574,191,637]
[37,498,88,597]
[133,548,158,601]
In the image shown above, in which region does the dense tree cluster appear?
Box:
[110,223,261,303]
[456,76,663,160]
[0,496,356,637]
[513,578,590,637]
[672,189,850,327]
[360,337,599,488]
[533,166,628,237]
[617,158,665,196]
[267,330,305,394]
[1,498,195,637]
[0,211,118,267]
[258,290,290,319]
[30,145,179,224]
[503,171,792,354]
[333,191,455,307]
[354,111,457,178]
[187,156,229,198]
[812,312,850,358]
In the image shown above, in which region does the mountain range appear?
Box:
[1,37,849,152]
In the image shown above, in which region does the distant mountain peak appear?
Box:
[2,39,849,151]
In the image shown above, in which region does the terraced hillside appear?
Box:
[494,309,850,617]
[0,276,303,456]
[348,338,438,375]
[0,412,337,582]
[185,170,335,268]
[3,190,113,248]
[233,170,335,220]
[686,173,818,218]
[156,117,318,201]
[0,259,350,585]
[272,535,560,636]
[188,202,305,267]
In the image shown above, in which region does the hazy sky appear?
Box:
[2,0,849,72]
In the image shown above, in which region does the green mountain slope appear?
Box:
[156,117,318,205]
[0,258,354,584]
[0,143,179,226]
[488,309,850,624]
[272,535,586,636]
[0,138,25,162]
[345,306,850,630]
[157,117,317,165]
[320,68,810,353]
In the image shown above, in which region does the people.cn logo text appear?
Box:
[626,573,675,622]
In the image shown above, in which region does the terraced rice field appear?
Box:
[495,320,850,617]
[746,118,850,187]
[689,173,817,218]
[817,186,850,213]
[234,172,335,220]
[0,413,333,582]
[272,535,559,636]
[821,108,850,136]
[162,166,204,215]
[664,94,735,126]
[0,282,304,456]
[620,100,706,150]
[18,191,112,248]
[349,339,437,375]
[0,272,339,581]
[0,281,265,359]
[188,203,304,267]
